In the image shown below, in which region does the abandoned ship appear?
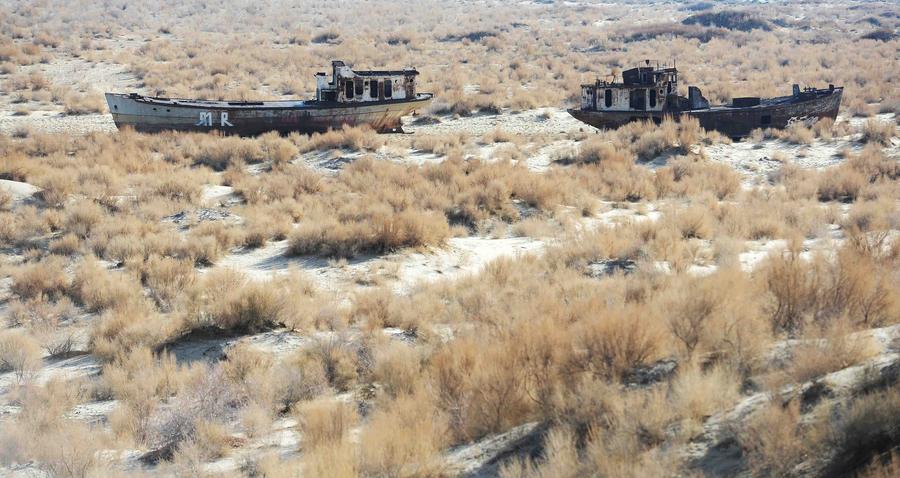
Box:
[568,62,843,139]
[105,60,432,135]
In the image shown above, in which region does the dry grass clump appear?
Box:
[190,135,266,171]
[288,208,450,258]
[298,125,384,153]
[762,238,899,334]
[781,122,815,144]
[10,256,70,300]
[566,137,633,166]
[294,398,358,450]
[860,118,896,145]
[740,400,807,476]
[0,378,109,477]
[412,132,469,155]
[357,392,448,476]
[197,269,285,332]
[62,91,104,115]
[0,329,42,381]
[817,146,899,202]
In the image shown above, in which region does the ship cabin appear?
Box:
[580,63,709,114]
[316,60,419,103]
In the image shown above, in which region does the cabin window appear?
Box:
[604,89,612,108]
[370,80,379,99]
[649,89,657,108]
[384,80,393,98]
[355,79,364,96]
[761,115,772,126]
[345,81,354,99]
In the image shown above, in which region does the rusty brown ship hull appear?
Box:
[568,87,842,139]
[105,93,433,135]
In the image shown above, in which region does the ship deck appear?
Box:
[116,93,433,110]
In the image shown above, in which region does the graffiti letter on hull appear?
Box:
[196,111,233,127]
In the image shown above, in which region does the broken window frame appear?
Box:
[384,80,393,98]
[604,89,612,108]
[370,80,379,99]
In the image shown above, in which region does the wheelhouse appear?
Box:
[315,60,419,103]
[580,62,682,112]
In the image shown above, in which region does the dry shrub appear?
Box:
[813,117,835,140]
[64,201,104,238]
[762,246,821,333]
[8,296,78,357]
[147,367,241,457]
[817,167,867,202]
[412,132,468,155]
[860,118,895,145]
[11,256,70,300]
[573,307,663,380]
[288,209,450,258]
[0,329,42,380]
[789,325,879,383]
[90,303,175,361]
[741,400,807,476]
[781,122,815,144]
[295,398,358,450]
[261,132,300,167]
[299,125,384,152]
[202,269,284,332]
[569,137,633,166]
[372,342,423,399]
[23,420,108,478]
[240,403,273,439]
[484,127,518,144]
[137,256,196,312]
[818,146,899,202]
[358,392,448,477]
[192,135,265,170]
[177,419,231,461]
[70,258,142,313]
[826,387,900,477]
[48,233,81,256]
[301,441,358,478]
[657,156,741,200]
[304,336,360,392]
[672,363,740,423]
[351,287,421,332]
[670,204,715,239]
[36,169,75,207]
[273,350,330,409]
[62,91,104,115]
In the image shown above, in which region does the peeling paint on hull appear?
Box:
[105,93,433,135]
[568,88,842,139]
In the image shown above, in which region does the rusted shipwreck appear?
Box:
[568,62,843,139]
[105,60,432,135]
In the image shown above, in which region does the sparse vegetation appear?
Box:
[0,1,897,477]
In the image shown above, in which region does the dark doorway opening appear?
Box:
[629,89,646,110]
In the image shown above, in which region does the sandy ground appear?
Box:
[214,235,545,295]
